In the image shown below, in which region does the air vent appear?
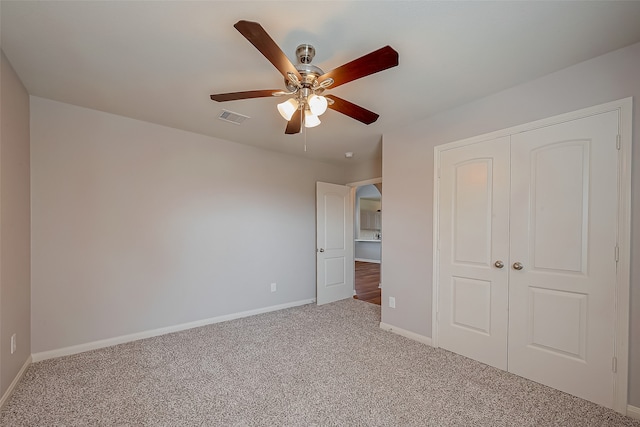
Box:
[218,109,250,125]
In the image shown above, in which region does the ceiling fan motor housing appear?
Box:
[285,44,326,94]
[296,44,315,64]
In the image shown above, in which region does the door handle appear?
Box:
[494,260,504,269]
[512,262,524,270]
[318,248,325,253]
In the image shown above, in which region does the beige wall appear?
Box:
[30,97,349,354]
[0,51,31,397]
[382,41,640,406]
[345,155,382,183]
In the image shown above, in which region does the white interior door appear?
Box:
[437,136,511,370]
[316,182,354,305]
[508,111,619,407]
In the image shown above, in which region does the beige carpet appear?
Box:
[2,299,639,426]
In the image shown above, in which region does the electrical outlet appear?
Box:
[389,297,396,308]
[270,283,277,293]
[10,334,16,354]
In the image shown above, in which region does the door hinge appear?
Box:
[612,356,617,373]
[616,134,621,150]
[437,167,441,178]
[615,245,619,262]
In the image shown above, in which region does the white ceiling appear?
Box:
[3,1,640,166]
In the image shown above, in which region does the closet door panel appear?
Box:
[508,111,619,408]
[529,143,588,273]
[437,136,510,370]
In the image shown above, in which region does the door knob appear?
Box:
[512,262,524,270]
[494,260,504,269]
[318,248,325,253]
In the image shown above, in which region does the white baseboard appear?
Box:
[628,404,640,420]
[0,355,31,409]
[379,322,433,346]
[355,258,381,264]
[32,298,315,362]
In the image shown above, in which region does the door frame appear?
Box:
[347,177,383,284]
[432,97,632,414]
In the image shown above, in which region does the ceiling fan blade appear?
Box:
[319,46,398,88]
[210,90,281,102]
[234,20,303,82]
[326,95,379,125]
[285,109,302,134]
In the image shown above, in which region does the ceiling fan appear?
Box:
[210,20,399,134]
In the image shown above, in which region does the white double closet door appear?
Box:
[437,110,619,408]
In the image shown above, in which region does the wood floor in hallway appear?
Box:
[354,261,381,305]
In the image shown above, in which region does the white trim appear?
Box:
[355,258,381,264]
[432,97,632,414]
[0,355,31,409]
[627,405,640,420]
[380,322,433,346]
[32,299,315,362]
[345,176,383,305]
[613,97,633,414]
[432,143,441,349]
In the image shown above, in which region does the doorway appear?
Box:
[315,178,383,306]
[352,180,382,305]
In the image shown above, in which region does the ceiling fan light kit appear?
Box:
[304,110,321,128]
[210,20,399,135]
[308,94,328,116]
[277,98,299,121]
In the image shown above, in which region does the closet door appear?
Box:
[437,136,510,370]
[508,111,619,407]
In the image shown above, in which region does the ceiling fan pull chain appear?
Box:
[303,109,308,152]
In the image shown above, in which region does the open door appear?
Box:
[316,182,354,305]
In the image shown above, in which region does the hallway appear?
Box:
[354,261,381,305]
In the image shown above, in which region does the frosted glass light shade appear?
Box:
[304,110,321,128]
[308,95,328,116]
[277,98,299,121]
